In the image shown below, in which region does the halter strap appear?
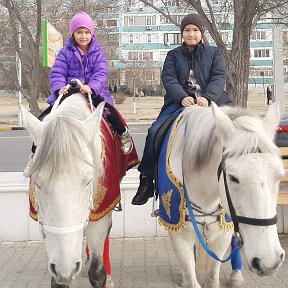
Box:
[218,149,278,233]
[38,181,94,238]
[222,169,278,232]
[40,222,87,235]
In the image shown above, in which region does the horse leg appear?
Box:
[85,212,112,288]
[50,277,69,288]
[195,226,232,288]
[169,228,200,288]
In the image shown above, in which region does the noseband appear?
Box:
[217,150,278,233]
[38,181,94,238]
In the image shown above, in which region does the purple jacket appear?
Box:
[47,36,113,106]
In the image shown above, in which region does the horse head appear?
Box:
[212,102,285,276]
[21,95,104,284]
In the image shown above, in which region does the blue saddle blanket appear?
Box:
[158,113,186,231]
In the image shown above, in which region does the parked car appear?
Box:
[275,113,288,147]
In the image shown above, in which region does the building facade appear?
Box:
[98,0,287,96]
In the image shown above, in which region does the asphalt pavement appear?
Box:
[0,235,287,288]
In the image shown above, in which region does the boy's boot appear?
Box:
[23,153,34,178]
[131,174,154,205]
[120,127,133,154]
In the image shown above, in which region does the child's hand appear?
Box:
[181,96,195,107]
[59,87,68,95]
[197,97,209,107]
[80,85,92,94]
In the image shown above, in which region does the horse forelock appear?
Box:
[223,109,279,158]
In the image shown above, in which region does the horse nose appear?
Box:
[73,260,82,278]
[48,263,57,279]
[251,257,261,271]
[48,260,82,283]
[280,251,285,263]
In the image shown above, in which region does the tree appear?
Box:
[0,0,119,115]
[139,0,288,107]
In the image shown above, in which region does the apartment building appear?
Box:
[99,0,287,95]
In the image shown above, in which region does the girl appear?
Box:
[49,11,132,155]
[24,12,133,177]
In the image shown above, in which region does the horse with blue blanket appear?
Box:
[156,103,284,287]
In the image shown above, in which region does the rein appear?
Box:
[183,180,241,263]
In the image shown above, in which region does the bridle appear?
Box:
[217,150,278,234]
[38,86,97,238]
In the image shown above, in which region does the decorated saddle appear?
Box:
[29,113,140,222]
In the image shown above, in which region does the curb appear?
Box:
[0,126,26,131]
[0,122,152,131]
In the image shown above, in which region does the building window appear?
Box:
[251,31,266,40]
[254,49,270,58]
[160,15,172,24]
[160,51,167,61]
[96,20,104,27]
[107,20,117,27]
[146,16,152,25]
[143,52,153,60]
[250,68,273,77]
[128,16,134,26]
[129,35,133,43]
[145,71,155,81]
[164,33,182,45]
[148,34,151,43]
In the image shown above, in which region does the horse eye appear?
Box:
[85,180,93,187]
[34,182,41,190]
[228,174,239,183]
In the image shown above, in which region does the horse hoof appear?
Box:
[230,270,244,287]
[106,275,114,288]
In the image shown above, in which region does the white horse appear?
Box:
[161,103,285,287]
[21,94,112,288]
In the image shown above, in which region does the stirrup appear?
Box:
[120,127,133,154]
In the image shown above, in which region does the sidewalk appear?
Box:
[0,95,164,129]
[0,235,287,288]
[1,92,288,129]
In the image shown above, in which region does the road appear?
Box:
[0,124,149,172]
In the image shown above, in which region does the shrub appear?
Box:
[113,92,126,104]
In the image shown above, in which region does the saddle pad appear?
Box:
[29,117,140,222]
[158,114,186,231]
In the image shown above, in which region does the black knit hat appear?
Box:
[180,13,205,35]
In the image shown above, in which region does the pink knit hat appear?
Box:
[70,12,94,35]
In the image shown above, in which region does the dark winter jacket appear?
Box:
[161,43,229,109]
[47,36,113,106]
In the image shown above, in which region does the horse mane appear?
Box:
[30,94,103,185]
[178,105,278,171]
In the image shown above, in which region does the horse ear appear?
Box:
[20,104,44,146]
[211,102,234,142]
[263,102,280,139]
[83,102,105,141]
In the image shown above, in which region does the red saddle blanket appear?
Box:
[29,117,140,222]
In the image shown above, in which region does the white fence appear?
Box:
[0,170,287,241]
[0,170,167,241]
